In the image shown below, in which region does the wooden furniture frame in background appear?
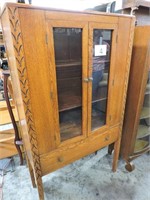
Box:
[3,70,23,165]
[120,26,150,171]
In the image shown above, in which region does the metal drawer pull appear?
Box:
[105,135,110,141]
[83,77,93,82]
[88,77,93,81]
[58,157,64,162]
[83,78,89,82]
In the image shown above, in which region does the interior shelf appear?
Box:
[92,111,106,131]
[56,60,81,67]
[56,60,110,68]
[60,121,81,141]
[59,93,107,112]
[134,139,149,153]
[137,125,150,139]
[59,94,81,112]
[0,132,14,142]
[140,107,150,119]
[0,100,15,111]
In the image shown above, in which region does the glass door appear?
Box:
[134,70,150,154]
[88,23,117,133]
[47,21,88,145]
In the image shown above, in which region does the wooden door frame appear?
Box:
[88,22,118,136]
[46,20,89,148]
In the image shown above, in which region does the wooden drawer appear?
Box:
[40,126,119,175]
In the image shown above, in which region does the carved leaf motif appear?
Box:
[8,6,44,198]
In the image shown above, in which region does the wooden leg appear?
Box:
[26,157,36,188]
[26,156,44,199]
[35,171,44,200]
[112,137,121,172]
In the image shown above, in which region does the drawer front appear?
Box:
[40,126,119,176]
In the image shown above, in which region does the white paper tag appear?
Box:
[94,45,107,56]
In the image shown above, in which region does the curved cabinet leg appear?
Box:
[3,71,23,165]
[15,141,24,165]
[125,162,135,172]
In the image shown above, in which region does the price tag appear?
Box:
[94,45,107,56]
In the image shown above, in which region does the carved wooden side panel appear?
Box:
[7,6,44,199]
[120,18,135,132]
[112,18,135,172]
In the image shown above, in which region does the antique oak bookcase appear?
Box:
[1,3,134,199]
[120,26,150,172]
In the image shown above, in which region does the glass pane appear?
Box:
[53,28,82,141]
[91,29,112,131]
[134,71,150,153]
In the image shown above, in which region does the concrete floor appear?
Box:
[1,147,150,200]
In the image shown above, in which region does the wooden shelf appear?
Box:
[0,108,18,125]
[134,139,149,153]
[58,70,108,112]
[0,129,15,142]
[59,94,107,112]
[59,94,81,112]
[56,60,81,68]
[0,129,17,159]
[0,100,15,111]
[140,107,150,119]
[137,125,150,139]
[92,97,107,103]
[60,111,106,140]
[91,111,106,131]
[60,121,81,141]
[56,60,110,68]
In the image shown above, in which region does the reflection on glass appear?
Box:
[91,29,112,131]
[53,28,82,141]
[135,70,150,152]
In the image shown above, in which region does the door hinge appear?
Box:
[50,91,53,99]
[109,115,112,121]
[45,34,48,45]
[112,79,115,86]
[116,34,118,43]
[54,135,57,141]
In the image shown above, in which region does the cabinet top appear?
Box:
[1,2,135,19]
